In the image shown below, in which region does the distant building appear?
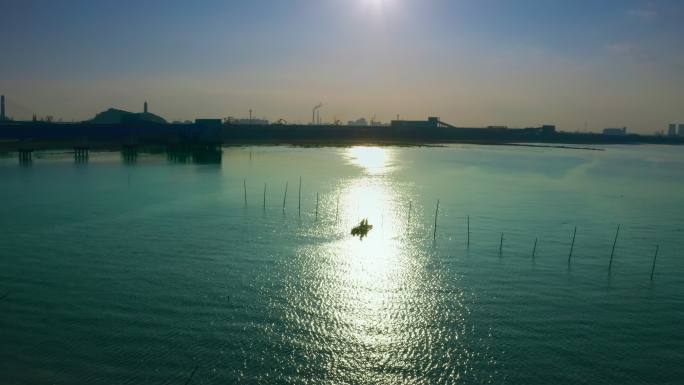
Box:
[89,107,167,124]
[668,124,677,136]
[679,124,684,136]
[348,118,368,126]
[603,127,627,136]
[225,117,269,125]
[0,95,5,121]
[522,125,556,136]
[427,117,440,127]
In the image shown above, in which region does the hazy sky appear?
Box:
[1,0,683,132]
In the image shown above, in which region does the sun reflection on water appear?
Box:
[322,177,415,359]
[276,146,494,383]
[346,146,393,175]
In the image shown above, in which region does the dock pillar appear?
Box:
[74,147,89,163]
[18,149,33,164]
[122,145,138,163]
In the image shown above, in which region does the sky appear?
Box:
[1,0,683,133]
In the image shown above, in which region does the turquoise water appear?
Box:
[1,144,683,384]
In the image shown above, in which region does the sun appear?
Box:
[363,0,393,12]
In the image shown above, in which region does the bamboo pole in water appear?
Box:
[263,183,267,210]
[336,196,339,223]
[408,200,412,225]
[298,177,302,217]
[184,366,198,385]
[282,182,288,211]
[532,237,538,259]
[609,224,620,271]
[499,232,504,257]
[433,200,440,241]
[315,192,319,221]
[467,215,470,248]
[651,245,659,281]
[568,226,577,262]
[243,179,247,207]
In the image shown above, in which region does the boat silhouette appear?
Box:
[351,219,373,239]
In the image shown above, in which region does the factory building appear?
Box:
[603,127,627,136]
[391,117,449,129]
[679,124,684,136]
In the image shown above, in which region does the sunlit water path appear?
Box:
[0,144,683,384]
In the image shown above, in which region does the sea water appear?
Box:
[0,144,682,384]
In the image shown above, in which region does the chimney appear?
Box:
[1,95,5,121]
[144,101,148,114]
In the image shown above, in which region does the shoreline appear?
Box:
[0,140,608,153]
[0,137,667,153]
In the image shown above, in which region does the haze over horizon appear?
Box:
[2,0,683,133]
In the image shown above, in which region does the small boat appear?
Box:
[351,219,373,239]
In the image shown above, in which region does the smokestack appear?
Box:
[144,101,148,114]
[312,103,322,125]
[1,95,5,121]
